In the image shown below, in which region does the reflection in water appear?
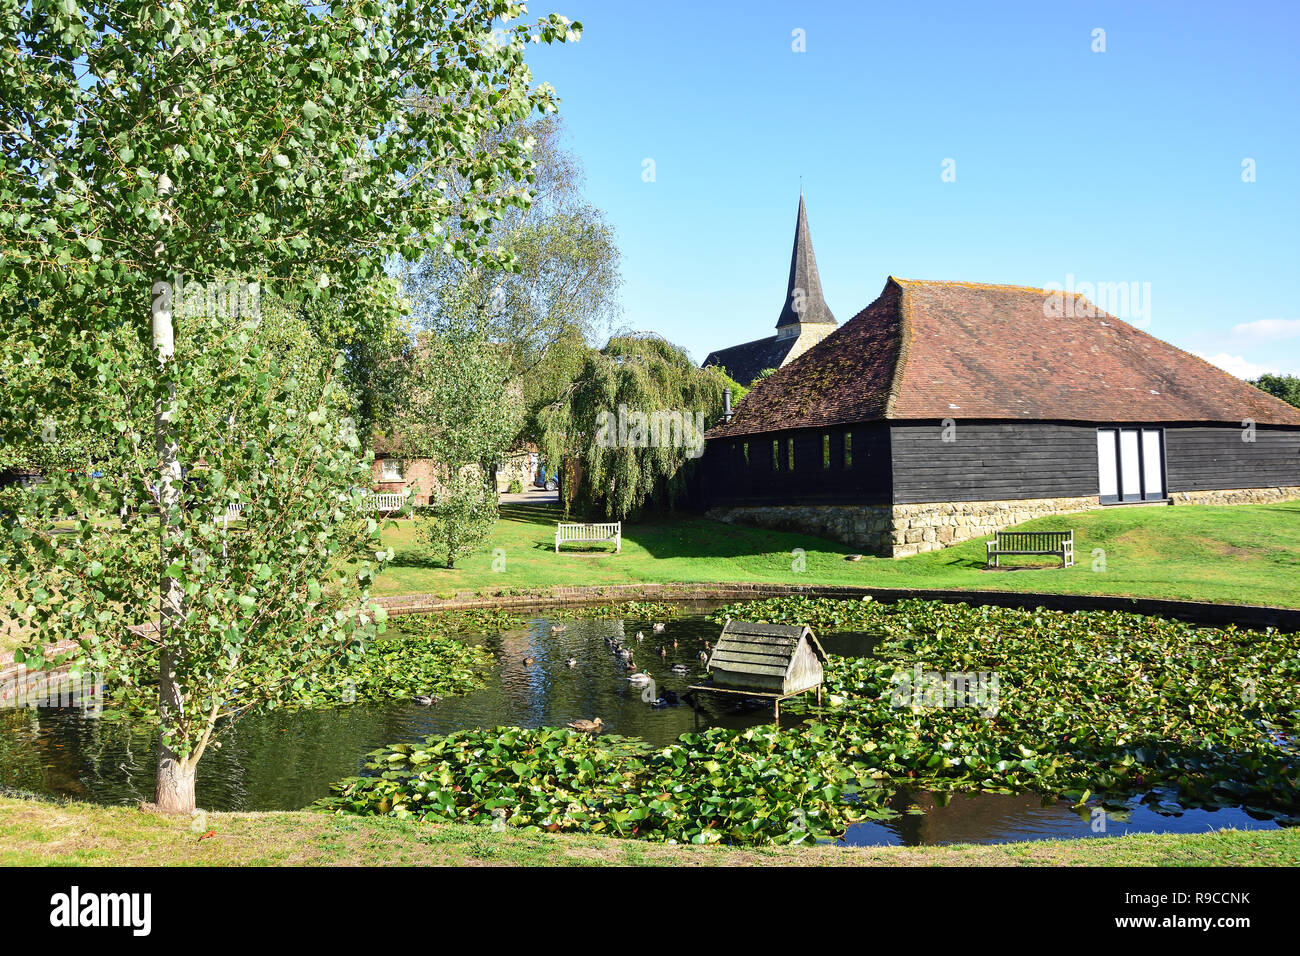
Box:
[0,612,1284,846]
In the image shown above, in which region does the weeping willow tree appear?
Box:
[536,335,745,519]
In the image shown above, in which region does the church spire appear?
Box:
[776,193,836,329]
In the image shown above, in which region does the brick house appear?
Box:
[371,444,538,505]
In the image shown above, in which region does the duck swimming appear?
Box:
[652,623,665,632]
[411,695,440,706]
[565,657,578,668]
[567,717,604,733]
[657,646,667,657]
[670,664,690,675]
[550,624,567,633]
[522,656,535,665]
[635,631,645,642]
[627,671,653,685]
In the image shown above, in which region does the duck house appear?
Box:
[707,621,826,695]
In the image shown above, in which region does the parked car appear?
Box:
[534,468,558,492]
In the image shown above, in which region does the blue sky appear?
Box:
[525,0,1300,377]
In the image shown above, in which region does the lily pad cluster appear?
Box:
[105,633,494,719]
[317,723,887,845]
[319,598,1300,845]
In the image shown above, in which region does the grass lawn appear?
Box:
[375,500,1300,609]
[1,797,1294,866]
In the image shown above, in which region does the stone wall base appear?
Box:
[1169,486,1300,506]
[710,495,1102,558]
[710,488,1300,558]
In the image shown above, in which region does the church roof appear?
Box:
[775,194,836,329]
[702,335,798,387]
[709,276,1300,437]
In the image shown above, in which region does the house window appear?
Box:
[381,459,403,482]
[1096,428,1164,503]
[843,432,853,469]
[771,439,780,471]
[742,442,750,469]
[787,437,795,471]
[822,434,830,469]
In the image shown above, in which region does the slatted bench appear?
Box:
[555,521,621,553]
[362,492,410,516]
[986,529,1074,568]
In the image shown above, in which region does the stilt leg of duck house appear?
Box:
[773,697,780,728]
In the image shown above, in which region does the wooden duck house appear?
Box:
[707,621,826,696]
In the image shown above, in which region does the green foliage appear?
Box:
[321,598,1300,846]
[384,330,521,470]
[1251,374,1300,409]
[535,335,735,519]
[103,633,494,715]
[0,0,579,802]
[507,478,524,494]
[405,607,528,634]
[318,724,872,844]
[2,313,390,758]
[417,469,498,569]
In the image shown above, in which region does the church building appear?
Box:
[702,195,838,385]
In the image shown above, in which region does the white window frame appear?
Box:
[380,459,404,482]
[1096,427,1165,503]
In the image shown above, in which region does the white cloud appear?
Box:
[1196,352,1280,380]
[1230,318,1300,341]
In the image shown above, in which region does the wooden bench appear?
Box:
[362,492,409,515]
[555,521,621,553]
[986,529,1074,568]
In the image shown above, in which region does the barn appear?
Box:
[700,276,1300,557]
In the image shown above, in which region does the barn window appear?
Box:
[843,431,853,469]
[771,439,780,471]
[787,437,795,471]
[742,442,750,469]
[822,434,830,469]
[1097,428,1164,503]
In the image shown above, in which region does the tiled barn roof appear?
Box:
[709,277,1300,436]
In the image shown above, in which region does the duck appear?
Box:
[624,659,638,671]
[635,631,645,642]
[627,671,653,685]
[565,657,578,668]
[522,656,535,665]
[567,717,604,733]
[619,648,634,660]
[411,695,440,706]
[652,623,665,632]
[698,650,709,662]
[657,646,667,657]
[550,624,567,633]
[670,664,690,675]
[671,638,678,648]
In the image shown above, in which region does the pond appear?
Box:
[0,609,1284,847]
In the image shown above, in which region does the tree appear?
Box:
[420,468,498,569]
[385,328,522,567]
[535,335,740,519]
[0,0,578,812]
[1251,374,1300,409]
[395,116,621,398]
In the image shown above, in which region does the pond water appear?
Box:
[0,610,1284,846]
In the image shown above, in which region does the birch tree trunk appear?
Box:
[151,286,195,813]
